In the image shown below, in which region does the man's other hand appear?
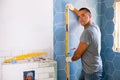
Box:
[66,3,74,11]
[66,57,72,62]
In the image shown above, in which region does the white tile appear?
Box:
[37,67,54,73]
[38,73,49,79]
[38,63,50,67]
[0,57,5,80]
[0,51,12,57]
[42,78,54,80]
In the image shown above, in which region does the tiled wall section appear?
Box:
[101,0,120,80]
[54,0,101,80]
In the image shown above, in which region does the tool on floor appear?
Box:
[65,5,70,80]
[4,52,47,63]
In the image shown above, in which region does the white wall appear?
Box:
[0,0,53,79]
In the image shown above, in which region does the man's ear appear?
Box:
[89,13,92,18]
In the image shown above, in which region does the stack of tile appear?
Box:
[2,58,57,80]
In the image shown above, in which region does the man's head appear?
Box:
[78,8,92,27]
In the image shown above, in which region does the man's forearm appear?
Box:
[73,8,79,16]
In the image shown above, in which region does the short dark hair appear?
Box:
[79,8,91,14]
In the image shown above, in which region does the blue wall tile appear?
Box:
[55,55,66,70]
[101,41,106,53]
[113,56,120,70]
[101,28,106,41]
[103,74,113,80]
[101,3,107,15]
[70,60,82,75]
[54,28,65,41]
[98,0,102,2]
[104,61,115,74]
[54,0,66,12]
[113,71,120,80]
[104,48,115,61]
[104,0,114,8]
[54,41,65,56]
[105,7,114,20]
[58,70,66,80]
[101,16,107,29]
[104,35,113,48]
[54,13,65,25]
[105,21,114,34]
[70,75,77,80]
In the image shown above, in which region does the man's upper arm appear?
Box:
[72,30,92,61]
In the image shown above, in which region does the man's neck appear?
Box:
[84,21,92,29]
